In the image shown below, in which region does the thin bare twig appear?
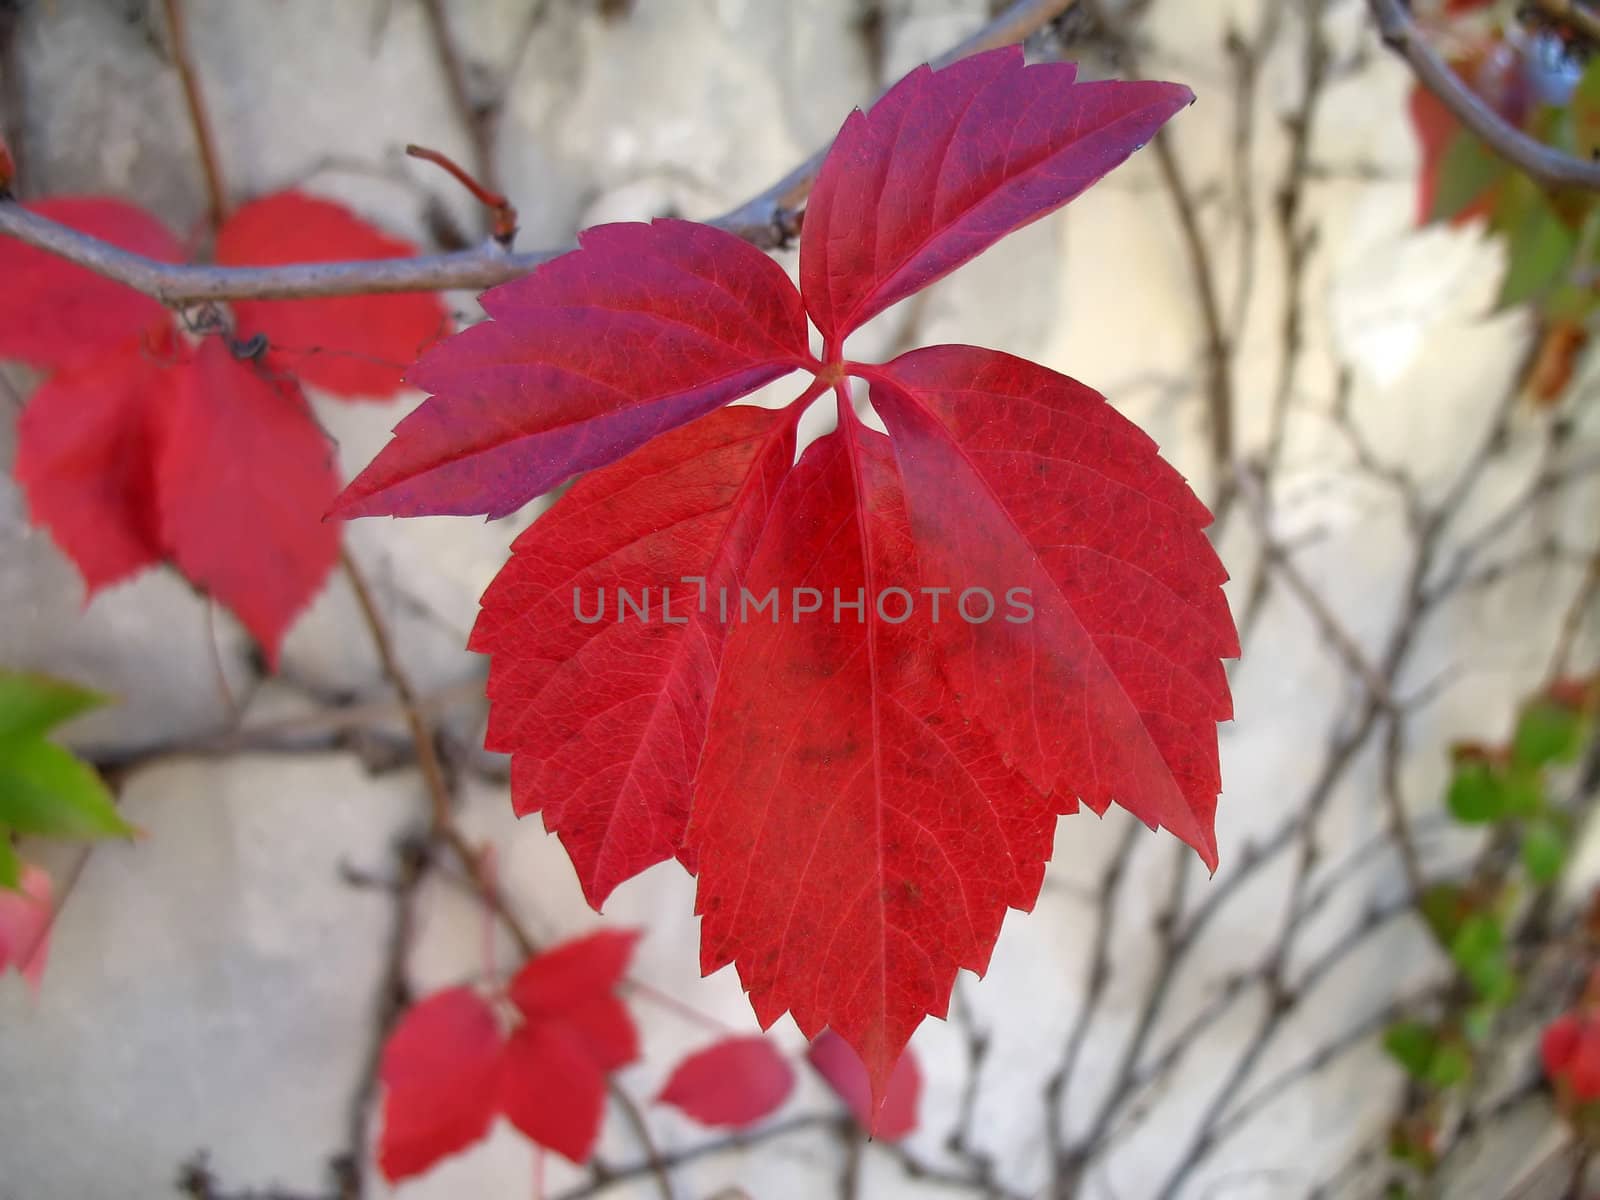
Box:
[1368,0,1600,191]
[1088,0,1235,512]
[0,0,1078,306]
[342,550,672,1198]
[1530,0,1600,46]
[161,0,229,228]
[417,0,502,206]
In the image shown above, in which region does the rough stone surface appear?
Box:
[0,0,1596,1198]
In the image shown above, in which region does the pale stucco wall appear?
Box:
[0,1,1596,1198]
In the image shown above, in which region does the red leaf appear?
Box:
[865,347,1235,869]
[800,47,1190,342]
[507,927,641,1074]
[806,1031,920,1140]
[377,987,503,1181]
[156,340,341,665]
[215,191,451,398]
[509,927,640,1019]
[0,862,53,991]
[1571,1025,1600,1102]
[470,405,800,905]
[13,336,175,592]
[329,219,812,520]
[0,197,180,370]
[690,419,1062,1106]
[656,1036,796,1129]
[500,1022,610,1163]
[1543,1013,1582,1078]
[377,930,641,1178]
[1545,1013,1582,1080]
[340,48,1229,1116]
[559,993,641,1072]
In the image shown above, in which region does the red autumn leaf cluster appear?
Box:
[337,46,1236,1112]
[377,928,641,1178]
[0,192,449,663]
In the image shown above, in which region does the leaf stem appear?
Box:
[407,143,518,245]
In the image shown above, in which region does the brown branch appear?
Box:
[1530,0,1600,46]
[1087,0,1235,514]
[341,550,538,961]
[1548,544,1600,681]
[1368,0,1600,191]
[1045,820,1139,1179]
[343,550,672,1198]
[0,0,1077,306]
[417,0,501,207]
[161,0,229,228]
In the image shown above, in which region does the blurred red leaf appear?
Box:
[376,928,642,1181]
[13,335,174,592]
[156,339,341,665]
[1544,1013,1582,1076]
[499,1022,612,1163]
[655,1036,796,1129]
[508,928,640,1017]
[0,190,448,661]
[0,197,181,370]
[377,987,503,1181]
[216,191,451,397]
[1542,1011,1600,1103]
[806,1031,920,1140]
[0,862,52,991]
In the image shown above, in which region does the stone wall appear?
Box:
[1,1,1597,1198]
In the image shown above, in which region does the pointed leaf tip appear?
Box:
[801,47,1198,338]
[806,1032,920,1140]
[335,219,808,520]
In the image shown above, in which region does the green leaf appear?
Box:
[1499,765,1544,819]
[1450,914,1516,1004]
[1521,819,1567,885]
[1541,280,1600,322]
[1463,1000,1497,1044]
[0,735,134,839]
[1447,759,1542,824]
[1383,1020,1438,1079]
[1429,129,1507,224]
[1513,700,1585,769]
[0,832,18,890]
[1499,193,1577,308]
[0,671,106,741]
[1426,1040,1472,1088]
[1447,761,1502,823]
